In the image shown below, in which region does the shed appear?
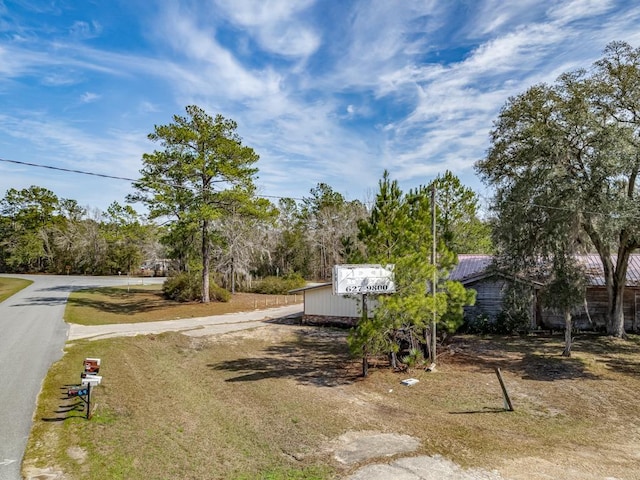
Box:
[289,283,375,327]
[450,255,541,329]
[451,254,640,332]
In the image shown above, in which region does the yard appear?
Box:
[22,286,640,480]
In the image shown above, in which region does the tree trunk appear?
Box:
[424,327,431,361]
[362,351,368,378]
[202,220,210,303]
[607,249,630,338]
[584,223,628,338]
[562,308,572,357]
[609,282,626,337]
[230,256,236,294]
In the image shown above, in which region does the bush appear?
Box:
[250,273,306,295]
[496,283,533,334]
[209,282,231,302]
[495,310,530,335]
[401,348,424,368]
[163,272,230,302]
[465,313,497,334]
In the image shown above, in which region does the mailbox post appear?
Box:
[67,358,102,419]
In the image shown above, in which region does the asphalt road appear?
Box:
[0,275,163,480]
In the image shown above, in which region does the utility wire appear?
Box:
[478,193,640,220]
[0,156,302,201]
[4,156,636,217]
[0,157,138,182]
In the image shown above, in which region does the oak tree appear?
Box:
[477,42,640,337]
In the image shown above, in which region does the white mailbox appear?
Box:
[81,374,102,387]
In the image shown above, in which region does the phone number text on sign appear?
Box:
[345,284,393,293]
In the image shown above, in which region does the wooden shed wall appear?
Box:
[463,278,509,320]
[542,287,640,331]
[464,277,640,332]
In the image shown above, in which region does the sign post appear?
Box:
[333,265,395,377]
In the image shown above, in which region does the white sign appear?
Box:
[333,264,396,295]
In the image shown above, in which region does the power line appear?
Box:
[0,157,303,201]
[0,157,138,182]
[11,156,633,217]
[478,193,640,220]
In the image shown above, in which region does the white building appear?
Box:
[289,283,377,326]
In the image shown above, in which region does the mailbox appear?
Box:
[84,358,101,374]
[68,386,89,397]
[81,374,102,387]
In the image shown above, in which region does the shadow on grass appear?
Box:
[449,407,510,414]
[448,333,640,381]
[208,328,359,387]
[446,335,602,381]
[41,386,88,422]
[66,293,169,315]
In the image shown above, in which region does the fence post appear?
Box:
[495,367,514,411]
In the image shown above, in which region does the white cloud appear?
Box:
[2,0,640,208]
[137,101,160,114]
[80,92,100,103]
[0,114,147,179]
[213,0,320,58]
[547,0,615,23]
[152,7,283,100]
[69,20,102,40]
[465,0,544,37]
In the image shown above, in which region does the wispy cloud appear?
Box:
[80,92,100,103]
[214,0,320,58]
[69,20,102,40]
[0,0,639,210]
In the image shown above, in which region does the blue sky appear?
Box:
[1,0,639,212]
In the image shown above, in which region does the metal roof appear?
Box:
[451,254,640,287]
[449,255,494,282]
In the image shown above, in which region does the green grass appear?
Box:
[0,276,32,302]
[23,286,640,479]
[24,331,347,480]
[23,327,640,480]
[65,284,302,325]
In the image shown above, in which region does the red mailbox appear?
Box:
[84,358,100,374]
[68,386,89,397]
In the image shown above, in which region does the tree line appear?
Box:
[4,41,639,364]
[0,173,490,281]
[0,188,159,276]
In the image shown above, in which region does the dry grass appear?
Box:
[0,276,32,302]
[24,323,640,480]
[65,284,302,325]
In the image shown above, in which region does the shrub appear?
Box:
[495,310,530,335]
[163,272,230,302]
[401,348,424,368]
[210,282,231,302]
[496,283,533,334]
[250,273,306,295]
[465,313,496,334]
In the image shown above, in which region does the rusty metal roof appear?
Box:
[451,254,640,287]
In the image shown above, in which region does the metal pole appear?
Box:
[86,383,92,420]
[430,184,437,366]
[361,293,368,377]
